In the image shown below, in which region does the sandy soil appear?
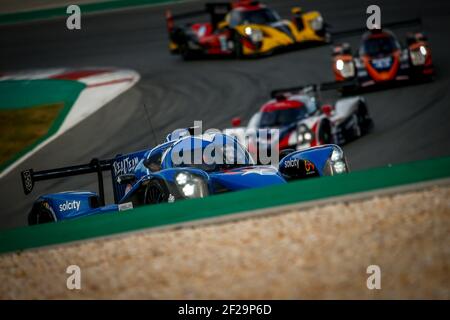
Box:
[0,186,449,299]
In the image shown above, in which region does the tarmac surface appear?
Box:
[1,0,450,229]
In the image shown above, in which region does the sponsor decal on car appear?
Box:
[113,157,140,176]
[371,57,392,69]
[59,200,81,212]
[284,158,301,169]
[118,202,133,212]
[284,159,316,175]
[304,160,315,172]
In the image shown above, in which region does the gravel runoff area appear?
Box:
[1,186,449,299]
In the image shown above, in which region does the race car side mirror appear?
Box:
[291,7,302,15]
[321,104,333,116]
[117,173,136,185]
[231,117,242,127]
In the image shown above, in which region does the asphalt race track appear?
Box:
[1,0,450,230]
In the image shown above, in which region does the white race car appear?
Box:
[224,82,373,153]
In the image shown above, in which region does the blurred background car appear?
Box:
[332,25,434,91]
[166,0,329,59]
[224,82,373,157]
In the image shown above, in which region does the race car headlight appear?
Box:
[297,125,313,145]
[420,45,427,56]
[326,147,348,175]
[304,132,313,141]
[244,27,263,43]
[309,15,324,31]
[333,160,347,174]
[175,172,188,185]
[336,59,355,78]
[331,148,344,162]
[410,47,427,66]
[175,172,208,199]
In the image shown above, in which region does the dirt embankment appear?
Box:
[1,186,449,299]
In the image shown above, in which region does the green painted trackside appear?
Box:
[0,79,85,110]
[0,156,449,254]
[0,79,86,172]
[0,0,184,25]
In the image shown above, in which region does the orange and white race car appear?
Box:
[332,27,434,92]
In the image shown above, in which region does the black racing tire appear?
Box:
[233,33,243,59]
[144,180,170,205]
[318,120,333,145]
[28,202,55,225]
[180,42,194,61]
[352,113,362,138]
[357,102,374,134]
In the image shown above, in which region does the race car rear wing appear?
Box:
[21,158,113,206]
[330,17,422,40]
[21,148,150,205]
[270,80,357,98]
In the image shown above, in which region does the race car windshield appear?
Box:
[361,36,400,56]
[296,96,318,114]
[259,108,308,127]
[172,142,254,172]
[231,8,281,26]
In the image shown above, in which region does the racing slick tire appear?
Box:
[144,179,170,205]
[233,33,243,59]
[352,113,362,138]
[357,101,374,135]
[28,202,56,225]
[318,120,333,144]
[180,42,195,61]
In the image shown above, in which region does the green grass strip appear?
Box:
[0,79,86,172]
[0,155,449,254]
[0,0,184,25]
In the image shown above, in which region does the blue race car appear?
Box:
[21,130,349,225]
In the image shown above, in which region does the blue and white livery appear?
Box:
[21,130,348,225]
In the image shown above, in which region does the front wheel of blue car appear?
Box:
[144,180,169,205]
[28,202,55,225]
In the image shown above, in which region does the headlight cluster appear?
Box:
[175,172,208,199]
[329,147,348,175]
[244,26,263,43]
[335,59,355,78]
[288,125,314,147]
[410,46,427,66]
[309,15,324,31]
[297,125,313,145]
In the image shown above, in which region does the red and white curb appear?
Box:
[0,68,140,178]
